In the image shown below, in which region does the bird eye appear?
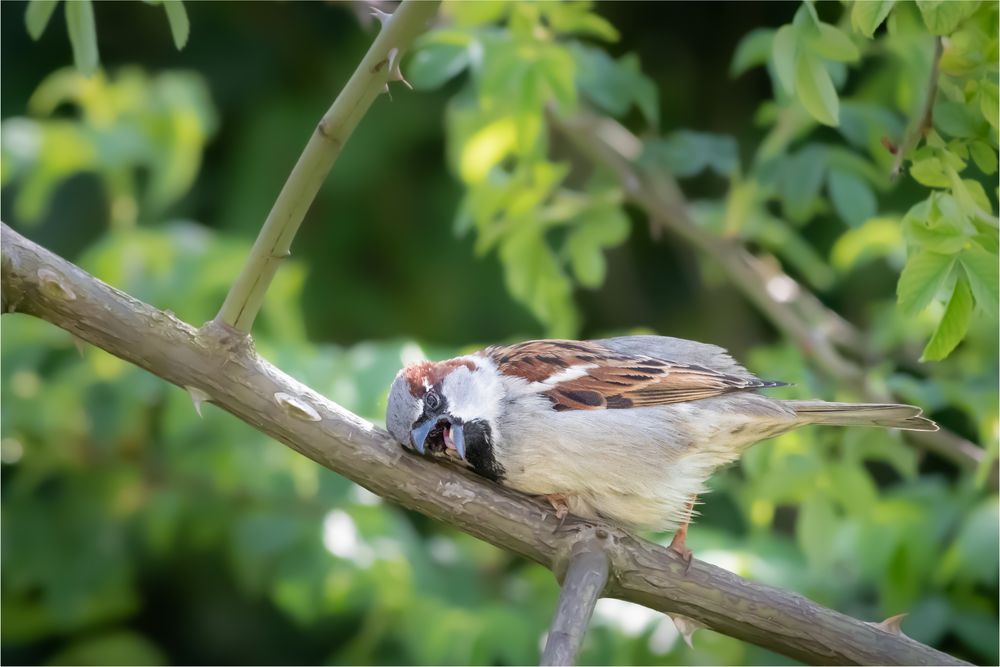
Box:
[424,391,441,411]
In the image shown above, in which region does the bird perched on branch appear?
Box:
[385,335,937,563]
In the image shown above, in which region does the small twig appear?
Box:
[551,110,992,481]
[541,538,610,666]
[891,37,943,180]
[1,223,970,666]
[216,0,439,333]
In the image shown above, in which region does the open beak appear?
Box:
[410,419,436,455]
[445,422,466,459]
[410,417,466,459]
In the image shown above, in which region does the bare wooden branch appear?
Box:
[541,538,610,666]
[551,110,992,481]
[1,223,970,666]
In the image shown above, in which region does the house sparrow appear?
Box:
[385,336,937,560]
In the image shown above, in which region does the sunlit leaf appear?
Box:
[831,217,904,270]
[969,140,998,174]
[852,0,895,38]
[921,278,973,360]
[897,250,956,316]
[960,245,1000,317]
[795,54,839,126]
[809,23,860,62]
[915,0,980,35]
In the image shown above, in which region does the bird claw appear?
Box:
[668,529,694,574]
[544,493,571,532]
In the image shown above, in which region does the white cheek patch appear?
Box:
[441,366,504,424]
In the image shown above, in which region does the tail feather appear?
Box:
[786,401,939,432]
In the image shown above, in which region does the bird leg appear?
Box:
[668,496,696,572]
[544,493,571,530]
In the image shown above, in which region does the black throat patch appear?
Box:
[462,419,505,483]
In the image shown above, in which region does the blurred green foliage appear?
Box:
[1,1,997,665]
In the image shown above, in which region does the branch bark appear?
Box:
[215,0,439,333]
[541,539,610,666]
[551,110,992,481]
[1,223,969,666]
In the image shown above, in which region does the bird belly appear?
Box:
[494,394,795,530]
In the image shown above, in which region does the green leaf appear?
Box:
[828,464,878,515]
[539,45,577,115]
[772,25,798,95]
[565,204,630,288]
[951,499,1000,585]
[641,130,739,179]
[779,145,827,222]
[810,23,860,62]
[540,3,618,42]
[730,28,775,77]
[162,0,189,50]
[915,0,980,35]
[852,0,895,38]
[897,250,957,316]
[798,494,838,571]
[828,168,876,227]
[921,278,973,360]
[408,42,470,90]
[795,54,839,126]
[499,228,578,337]
[910,156,951,187]
[571,45,657,127]
[903,195,970,253]
[25,0,60,40]
[934,99,988,138]
[47,631,167,666]
[831,218,904,270]
[969,140,998,175]
[65,0,98,76]
[980,81,999,130]
[960,245,1000,317]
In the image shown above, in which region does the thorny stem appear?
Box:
[216,0,439,333]
[891,37,944,180]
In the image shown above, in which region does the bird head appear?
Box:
[386,356,505,468]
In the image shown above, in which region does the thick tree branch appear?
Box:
[1,223,968,666]
[216,0,439,333]
[541,539,610,666]
[551,110,992,480]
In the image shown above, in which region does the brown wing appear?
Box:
[484,339,784,412]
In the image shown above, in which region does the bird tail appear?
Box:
[786,401,938,432]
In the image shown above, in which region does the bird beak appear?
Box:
[449,421,466,460]
[410,417,466,459]
[410,419,436,455]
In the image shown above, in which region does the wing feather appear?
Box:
[484,339,784,411]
